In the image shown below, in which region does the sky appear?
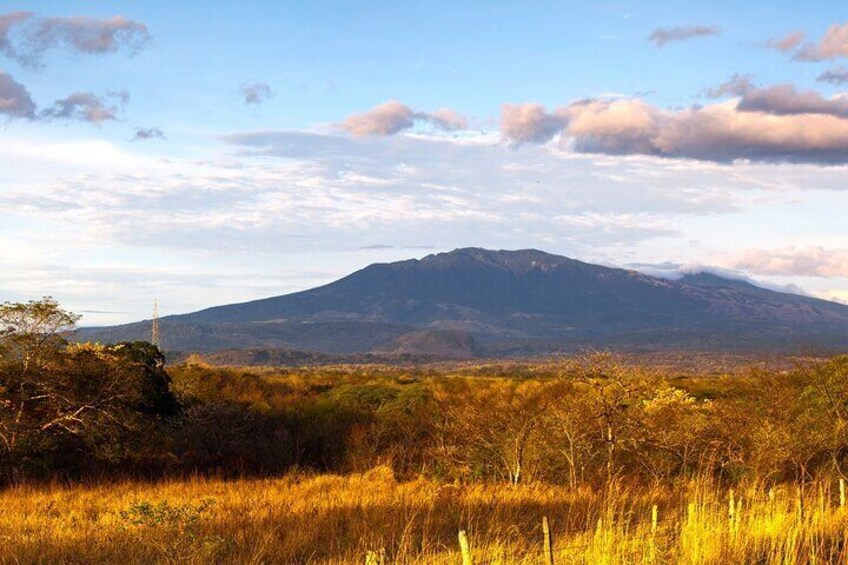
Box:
[2,1,848,325]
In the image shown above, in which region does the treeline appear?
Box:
[3,298,848,488]
[168,354,848,487]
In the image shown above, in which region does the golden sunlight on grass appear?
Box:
[3,468,848,564]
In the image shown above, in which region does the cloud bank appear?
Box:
[736,84,848,118]
[8,131,759,261]
[345,87,848,163]
[723,247,848,278]
[499,88,848,163]
[3,133,847,321]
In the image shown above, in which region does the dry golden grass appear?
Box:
[2,468,848,564]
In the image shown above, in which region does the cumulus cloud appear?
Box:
[41,90,128,124]
[501,99,660,150]
[0,70,35,119]
[794,22,848,61]
[132,126,165,141]
[723,247,848,278]
[818,66,848,85]
[563,98,664,155]
[241,81,272,105]
[764,31,806,53]
[0,11,150,68]
[737,84,848,118]
[648,25,720,47]
[341,100,468,136]
[500,103,568,143]
[342,100,414,135]
[500,91,848,163]
[703,77,848,118]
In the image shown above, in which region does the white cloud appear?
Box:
[795,22,848,61]
[0,138,143,174]
[8,131,848,259]
[720,246,848,278]
[812,289,848,304]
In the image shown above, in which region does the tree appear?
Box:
[0,299,177,482]
[0,297,80,458]
[537,381,597,488]
[637,387,715,480]
[433,379,550,484]
[0,297,79,371]
[563,353,658,484]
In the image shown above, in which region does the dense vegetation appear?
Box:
[3,298,848,489]
[170,352,848,489]
[4,298,848,563]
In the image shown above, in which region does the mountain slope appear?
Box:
[78,248,848,355]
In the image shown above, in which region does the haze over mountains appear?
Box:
[79,248,848,358]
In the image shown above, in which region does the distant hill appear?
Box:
[78,248,848,357]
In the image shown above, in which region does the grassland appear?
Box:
[4,468,848,564]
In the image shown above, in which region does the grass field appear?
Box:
[3,467,848,564]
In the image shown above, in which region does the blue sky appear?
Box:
[10,1,848,131]
[2,1,848,324]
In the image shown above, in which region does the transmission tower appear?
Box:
[151,299,160,347]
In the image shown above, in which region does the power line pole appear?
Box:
[151,299,160,348]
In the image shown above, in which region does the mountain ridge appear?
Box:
[77,248,848,356]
